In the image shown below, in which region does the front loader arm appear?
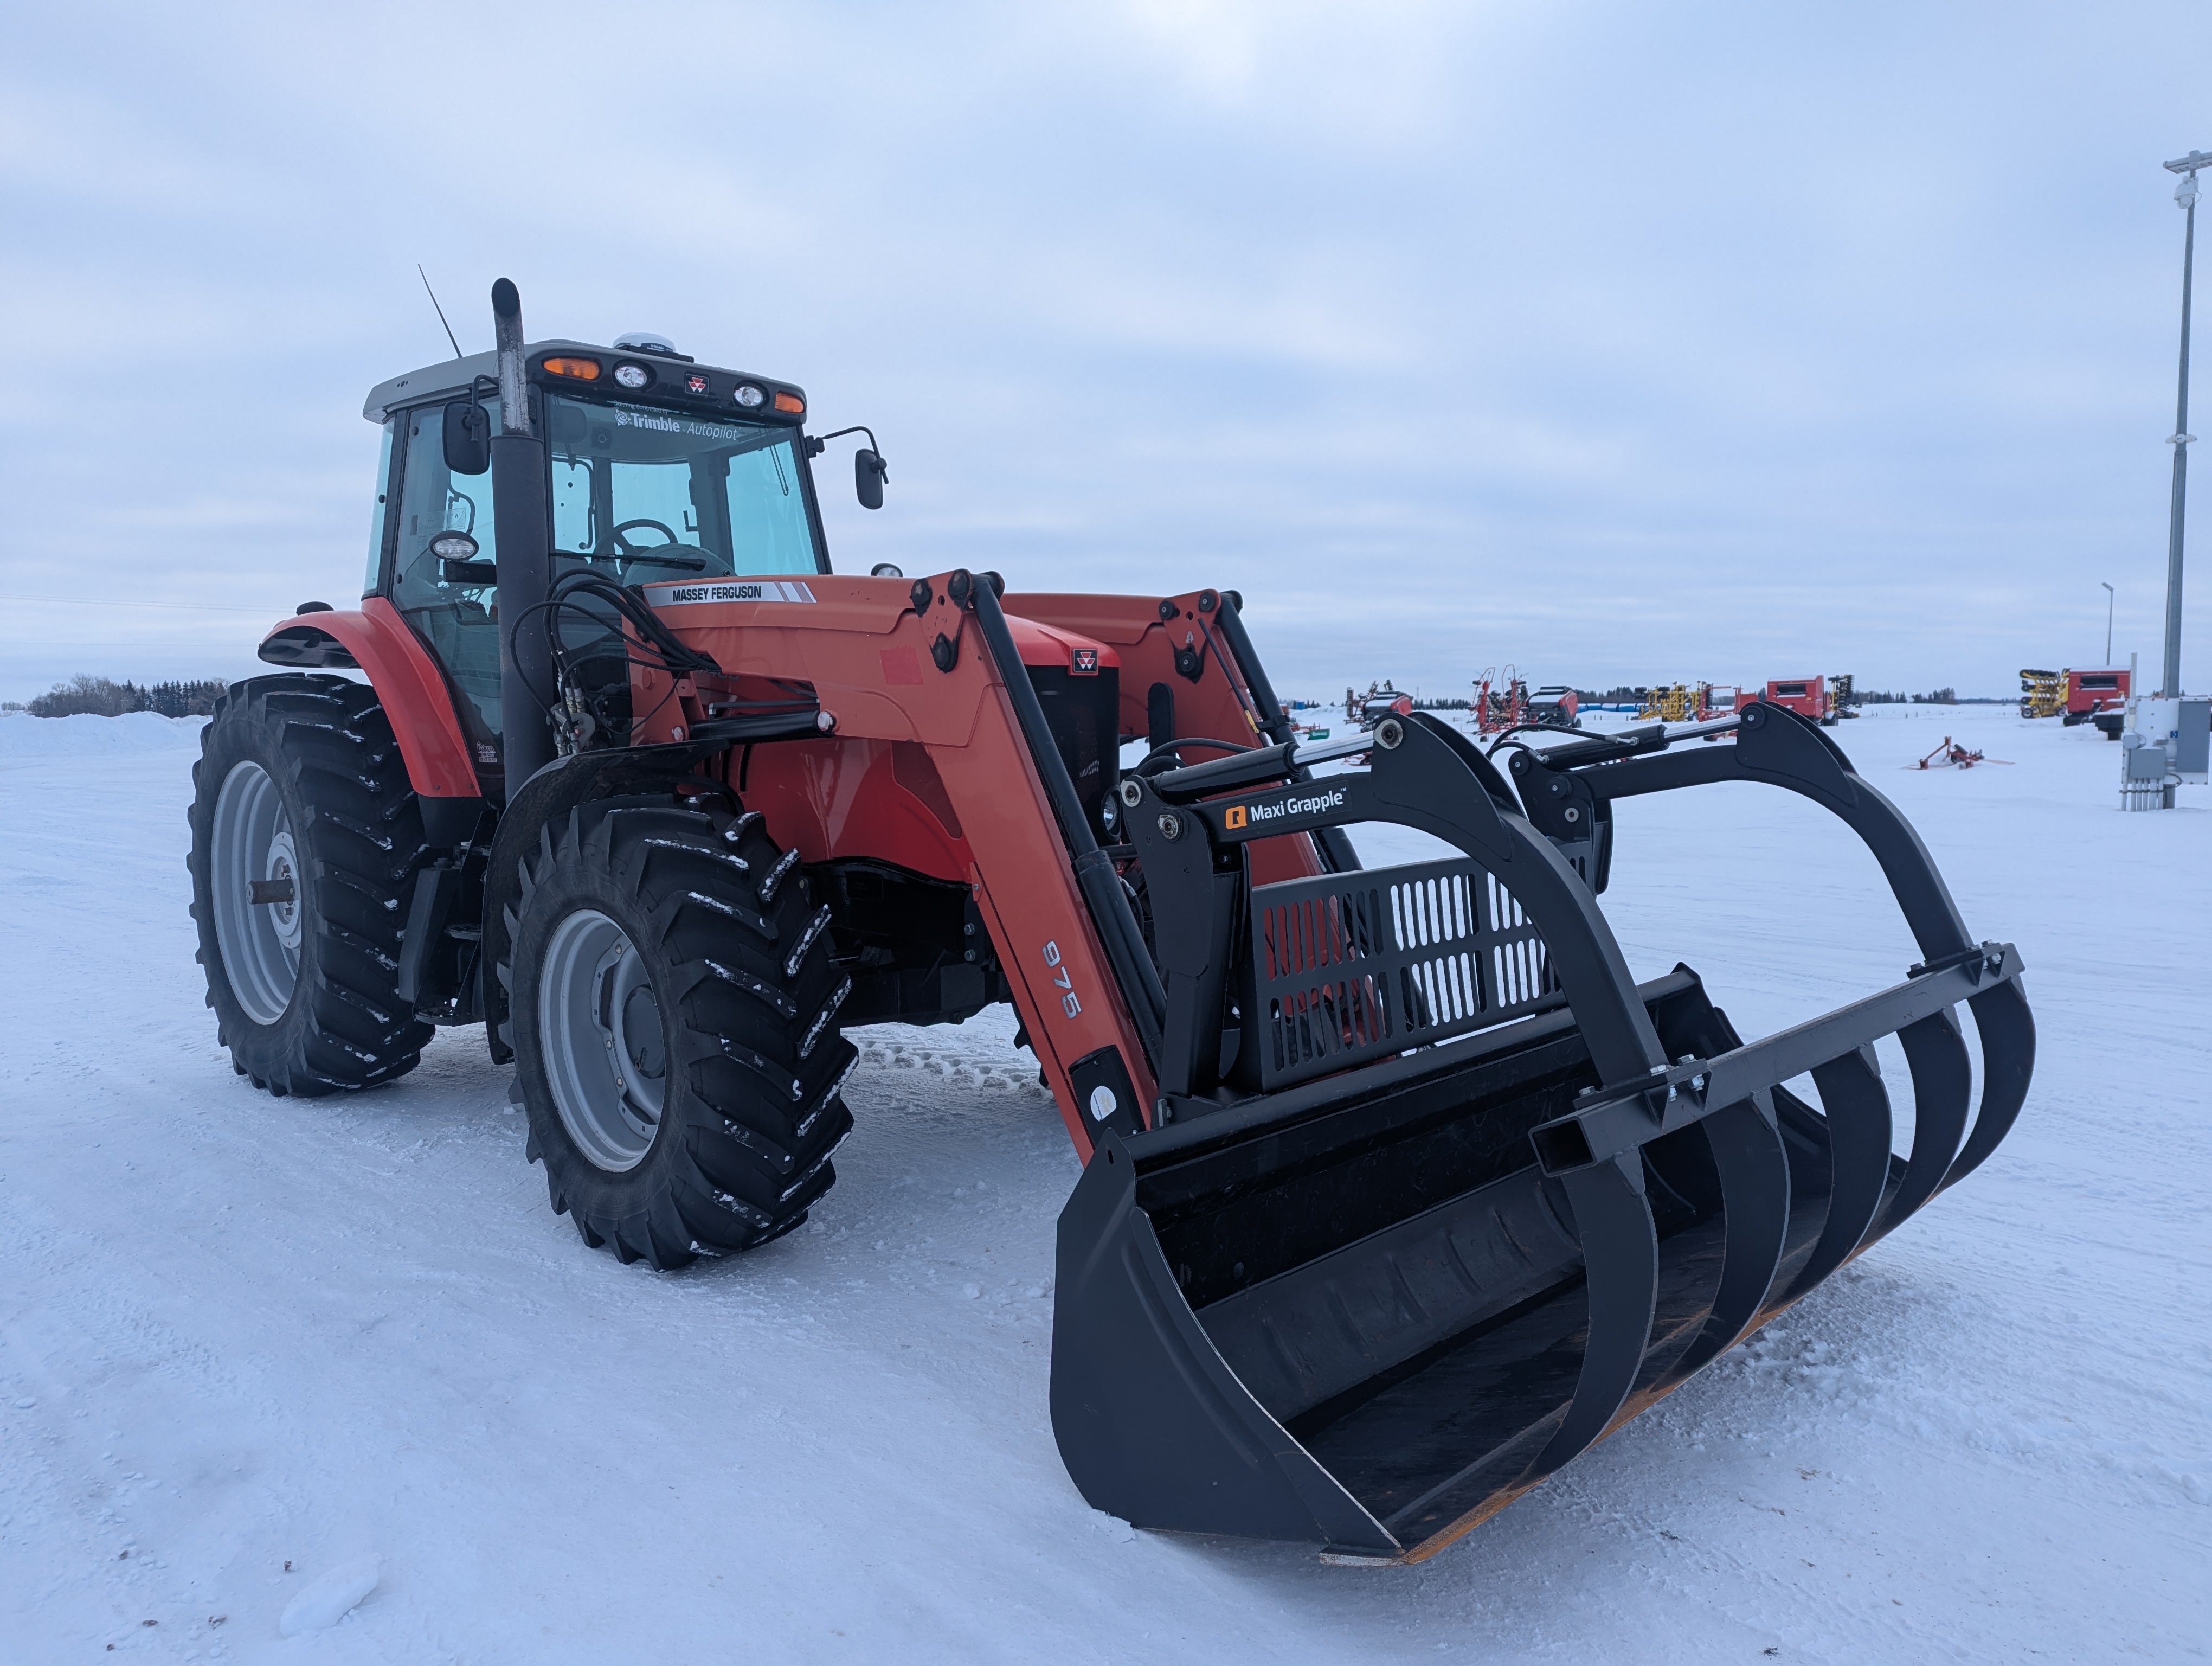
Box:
[626,571,1163,1156]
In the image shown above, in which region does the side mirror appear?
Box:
[432,531,496,586]
[855,448,887,511]
[443,399,491,476]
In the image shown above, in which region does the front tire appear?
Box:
[188,675,435,1094]
[504,798,856,1268]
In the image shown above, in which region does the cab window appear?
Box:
[547,394,819,579]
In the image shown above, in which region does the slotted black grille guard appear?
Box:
[1249,857,1562,1088]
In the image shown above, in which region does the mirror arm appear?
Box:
[806,424,889,511]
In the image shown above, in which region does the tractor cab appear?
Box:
[359,338,840,758]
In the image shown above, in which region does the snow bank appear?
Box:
[0,709,207,760]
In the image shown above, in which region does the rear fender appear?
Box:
[258,598,484,800]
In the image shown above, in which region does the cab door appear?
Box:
[384,401,504,761]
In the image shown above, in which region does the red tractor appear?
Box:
[1346,680,1413,727]
[1526,685,1581,728]
[187,283,2034,1564]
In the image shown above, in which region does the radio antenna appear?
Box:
[418,265,464,360]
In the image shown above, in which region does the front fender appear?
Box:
[259,597,483,800]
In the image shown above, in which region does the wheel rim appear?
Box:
[537,908,668,1173]
[210,760,303,1025]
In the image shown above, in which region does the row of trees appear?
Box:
[5,675,229,719]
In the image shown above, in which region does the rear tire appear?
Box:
[503,798,856,1268]
[188,675,435,1095]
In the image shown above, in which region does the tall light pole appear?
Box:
[2160,150,2210,697]
[2102,580,2115,664]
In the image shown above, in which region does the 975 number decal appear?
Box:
[1042,940,1081,1017]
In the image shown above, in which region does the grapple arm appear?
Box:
[1509,701,2034,1195]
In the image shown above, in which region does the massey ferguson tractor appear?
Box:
[188,281,2034,1564]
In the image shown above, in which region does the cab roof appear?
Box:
[362,339,807,425]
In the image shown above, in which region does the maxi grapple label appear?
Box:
[1223,785,1345,830]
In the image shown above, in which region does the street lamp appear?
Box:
[2102,580,2115,664]
[2158,149,2210,697]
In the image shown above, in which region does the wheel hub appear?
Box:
[209,760,303,1025]
[265,831,302,951]
[538,908,668,1173]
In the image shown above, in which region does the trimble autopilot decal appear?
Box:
[1224,786,1345,830]
[647,579,818,606]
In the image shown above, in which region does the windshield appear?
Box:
[546,394,819,580]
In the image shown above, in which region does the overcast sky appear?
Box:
[2,0,2207,703]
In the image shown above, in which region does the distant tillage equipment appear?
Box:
[185,283,2036,1564]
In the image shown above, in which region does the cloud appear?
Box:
[1,0,2205,703]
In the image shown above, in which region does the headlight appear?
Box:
[613,362,651,389]
[734,384,766,408]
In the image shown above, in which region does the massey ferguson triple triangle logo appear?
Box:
[1225,786,1345,830]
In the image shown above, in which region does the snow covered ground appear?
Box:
[1,702,2205,1662]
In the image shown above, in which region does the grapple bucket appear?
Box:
[1049,704,2032,1561]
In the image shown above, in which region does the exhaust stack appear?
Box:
[491,278,555,791]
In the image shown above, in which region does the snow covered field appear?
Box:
[1,702,2205,1662]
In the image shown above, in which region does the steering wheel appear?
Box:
[611,518,680,555]
[608,518,706,572]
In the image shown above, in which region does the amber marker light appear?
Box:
[773,390,805,414]
[542,356,602,380]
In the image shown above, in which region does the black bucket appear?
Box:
[1051,950,2030,1561]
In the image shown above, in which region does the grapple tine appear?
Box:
[1528,1152,1660,1477]
[1773,1045,1892,1306]
[1656,1091,1791,1389]
[1941,977,2035,1192]
[1861,1005,1972,1246]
